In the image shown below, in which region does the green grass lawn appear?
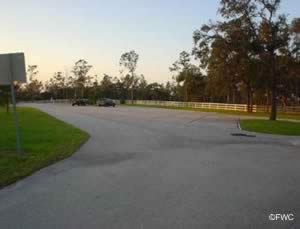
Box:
[0,107,89,188]
[122,104,300,121]
[240,119,300,135]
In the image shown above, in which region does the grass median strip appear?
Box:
[122,104,300,121]
[240,119,300,136]
[0,107,89,188]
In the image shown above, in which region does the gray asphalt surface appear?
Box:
[0,104,299,229]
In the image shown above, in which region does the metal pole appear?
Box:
[9,55,22,153]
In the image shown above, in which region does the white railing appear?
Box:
[21,99,300,113]
[21,99,71,104]
[21,99,121,105]
[125,100,300,113]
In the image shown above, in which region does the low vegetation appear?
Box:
[0,107,89,188]
[240,120,300,136]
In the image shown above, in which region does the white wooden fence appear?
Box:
[125,100,300,113]
[21,99,300,113]
[22,99,121,105]
[21,99,71,104]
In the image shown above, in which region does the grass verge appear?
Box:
[0,107,89,188]
[240,119,300,136]
[121,104,300,121]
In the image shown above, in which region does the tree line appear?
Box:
[15,57,178,103]
[1,0,299,121]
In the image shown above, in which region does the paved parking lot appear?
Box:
[0,104,299,229]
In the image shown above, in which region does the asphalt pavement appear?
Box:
[0,104,299,229]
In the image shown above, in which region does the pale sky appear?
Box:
[1,0,299,83]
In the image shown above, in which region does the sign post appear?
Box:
[10,79,21,153]
[0,53,26,154]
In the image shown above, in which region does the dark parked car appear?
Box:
[97,98,116,107]
[72,99,88,106]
